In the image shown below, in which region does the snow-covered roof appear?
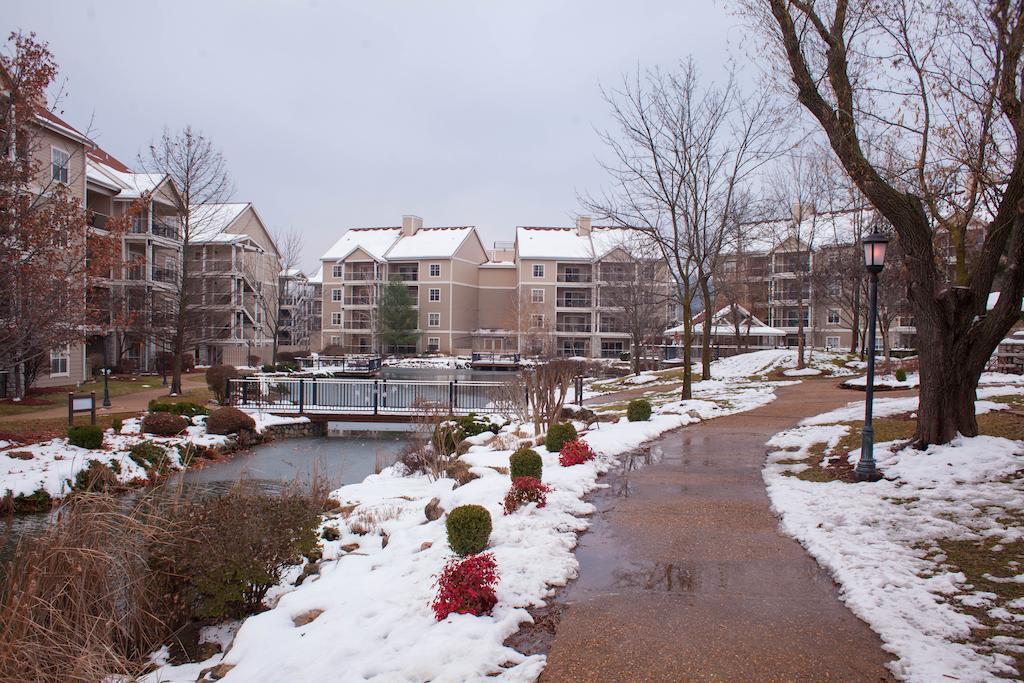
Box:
[667,305,786,337]
[86,148,174,202]
[281,267,303,277]
[385,227,474,259]
[190,203,250,234]
[516,227,593,260]
[192,232,258,247]
[322,228,402,262]
[308,265,323,284]
[729,210,872,255]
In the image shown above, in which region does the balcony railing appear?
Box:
[557,272,592,283]
[152,266,177,284]
[390,271,418,282]
[130,217,148,234]
[556,297,592,308]
[152,219,180,240]
[344,296,375,306]
[344,270,377,281]
[556,322,591,332]
[88,212,109,230]
[344,318,373,330]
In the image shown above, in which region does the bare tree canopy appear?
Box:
[738,0,1024,446]
[585,58,787,395]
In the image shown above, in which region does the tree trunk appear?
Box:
[915,339,980,444]
[849,291,860,355]
[699,278,712,380]
[681,322,693,400]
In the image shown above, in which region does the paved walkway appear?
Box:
[0,373,208,423]
[544,379,914,682]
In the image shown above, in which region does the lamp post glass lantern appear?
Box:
[855,231,889,481]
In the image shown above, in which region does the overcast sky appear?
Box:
[6,0,749,272]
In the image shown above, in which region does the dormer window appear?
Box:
[51,147,69,184]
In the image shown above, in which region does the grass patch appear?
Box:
[832,417,917,457]
[978,411,1024,440]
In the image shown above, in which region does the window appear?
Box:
[826,336,841,349]
[532,264,545,278]
[331,312,342,326]
[428,312,440,327]
[331,288,343,302]
[531,288,544,303]
[330,335,341,345]
[332,265,343,278]
[427,337,440,352]
[429,263,441,277]
[429,288,441,302]
[827,309,841,325]
[51,148,69,184]
[530,314,545,328]
[50,346,69,376]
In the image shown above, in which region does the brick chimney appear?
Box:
[576,215,592,237]
[401,215,422,237]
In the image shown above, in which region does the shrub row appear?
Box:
[148,400,209,418]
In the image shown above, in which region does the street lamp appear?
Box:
[101,347,112,408]
[855,231,889,482]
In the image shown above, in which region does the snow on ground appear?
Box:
[783,367,822,377]
[146,375,788,682]
[843,372,1024,390]
[384,355,471,369]
[0,410,307,501]
[765,390,1024,682]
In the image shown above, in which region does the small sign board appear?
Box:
[68,391,97,426]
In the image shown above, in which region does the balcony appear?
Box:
[344,269,377,281]
[152,218,181,240]
[390,268,418,282]
[557,268,593,283]
[152,266,177,284]
[556,322,592,333]
[344,296,375,306]
[88,211,109,230]
[344,317,373,330]
[556,296,592,308]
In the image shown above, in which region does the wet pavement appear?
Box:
[542,379,913,682]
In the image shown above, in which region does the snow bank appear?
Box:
[765,391,1024,681]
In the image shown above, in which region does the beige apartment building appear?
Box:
[319,216,674,357]
[188,203,282,367]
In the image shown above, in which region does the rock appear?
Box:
[686,409,702,420]
[198,663,234,681]
[321,526,340,541]
[419,541,433,551]
[304,547,323,563]
[340,542,360,553]
[424,497,444,521]
[380,530,390,549]
[445,459,478,487]
[6,451,33,460]
[292,608,324,627]
[293,561,320,586]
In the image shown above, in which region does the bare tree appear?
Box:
[598,238,672,374]
[140,127,233,394]
[585,59,786,397]
[507,288,555,358]
[741,0,1024,446]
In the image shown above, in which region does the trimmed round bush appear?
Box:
[205,364,240,404]
[432,421,466,456]
[205,407,257,435]
[544,422,578,453]
[143,412,189,437]
[895,368,908,382]
[446,504,492,556]
[149,400,210,418]
[627,398,653,422]
[67,425,103,449]
[509,447,543,481]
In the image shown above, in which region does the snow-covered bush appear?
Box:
[627,398,652,422]
[445,504,492,556]
[509,447,542,481]
[558,439,596,467]
[502,476,551,514]
[67,425,103,449]
[142,413,188,437]
[205,407,256,435]
[431,553,499,621]
[544,422,578,452]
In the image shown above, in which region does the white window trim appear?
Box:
[827,309,841,325]
[49,346,70,377]
[531,288,544,303]
[330,312,343,326]
[530,314,545,328]
[532,264,545,278]
[427,336,440,351]
[429,288,441,302]
[826,336,841,348]
[429,263,441,278]
[331,264,343,278]
[331,288,343,301]
[50,146,70,185]
[427,312,441,327]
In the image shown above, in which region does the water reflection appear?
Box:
[610,444,664,498]
[613,561,696,593]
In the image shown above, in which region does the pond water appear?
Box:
[379,367,514,381]
[1,434,411,562]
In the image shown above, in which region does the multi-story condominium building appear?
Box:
[84,146,183,374]
[318,216,674,358]
[308,266,323,353]
[188,203,282,367]
[278,268,316,353]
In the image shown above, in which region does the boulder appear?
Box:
[424,497,444,521]
[292,608,324,627]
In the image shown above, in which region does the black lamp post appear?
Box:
[101,347,111,408]
[854,231,889,482]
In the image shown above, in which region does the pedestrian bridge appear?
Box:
[226,377,514,420]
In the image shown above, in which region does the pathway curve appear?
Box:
[543,379,914,682]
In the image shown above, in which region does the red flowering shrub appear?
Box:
[432,553,499,621]
[558,439,596,467]
[502,476,551,515]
